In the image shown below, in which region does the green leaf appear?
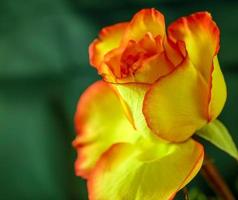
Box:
[196,119,238,160]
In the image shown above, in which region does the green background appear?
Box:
[0,0,237,199]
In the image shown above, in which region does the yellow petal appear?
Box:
[88,139,204,200]
[111,83,150,134]
[208,56,227,120]
[168,12,220,81]
[122,8,165,43]
[73,81,138,178]
[89,22,128,68]
[143,59,208,142]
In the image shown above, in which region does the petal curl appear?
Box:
[208,56,227,120]
[168,12,219,81]
[89,22,128,68]
[122,8,165,43]
[143,59,208,142]
[73,81,138,178]
[88,139,204,200]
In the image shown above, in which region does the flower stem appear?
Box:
[182,187,189,200]
[201,156,235,200]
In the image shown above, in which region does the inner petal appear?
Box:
[104,32,168,83]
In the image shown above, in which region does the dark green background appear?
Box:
[0,0,237,199]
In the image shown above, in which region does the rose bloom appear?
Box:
[73,8,234,200]
[89,8,226,142]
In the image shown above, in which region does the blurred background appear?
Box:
[0,0,237,199]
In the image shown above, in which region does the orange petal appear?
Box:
[133,52,174,83]
[88,139,204,200]
[122,8,165,43]
[98,62,117,82]
[73,81,138,178]
[89,22,128,68]
[138,32,159,53]
[104,47,124,79]
[168,12,220,81]
[163,38,186,67]
[143,59,208,142]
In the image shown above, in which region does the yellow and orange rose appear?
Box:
[73,8,237,200]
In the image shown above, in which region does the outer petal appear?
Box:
[73,81,138,178]
[111,83,150,134]
[89,22,128,68]
[88,139,204,200]
[208,56,227,120]
[122,8,165,43]
[143,59,208,142]
[168,12,219,81]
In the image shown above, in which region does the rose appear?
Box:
[73,9,237,200]
[89,8,227,142]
